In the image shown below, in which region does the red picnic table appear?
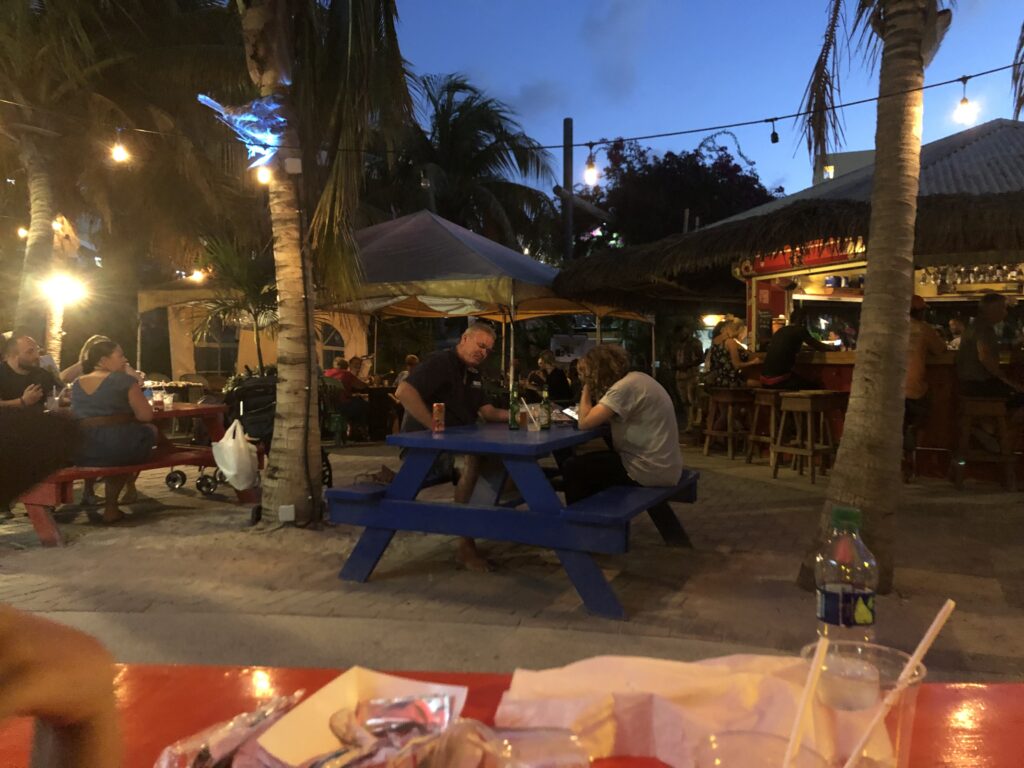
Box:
[0,665,1020,767]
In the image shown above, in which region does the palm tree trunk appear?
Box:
[14,139,55,340]
[253,321,265,373]
[235,0,320,525]
[263,154,320,524]
[800,0,926,594]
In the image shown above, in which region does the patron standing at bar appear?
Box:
[903,296,947,480]
[759,308,832,390]
[956,293,1024,407]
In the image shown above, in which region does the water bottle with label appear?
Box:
[815,505,877,641]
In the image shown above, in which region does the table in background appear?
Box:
[0,665,1019,767]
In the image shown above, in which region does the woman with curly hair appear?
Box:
[569,344,684,504]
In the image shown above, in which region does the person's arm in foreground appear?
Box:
[0,605,120,767]
[577,384,615,431]
[395,381,434,429]
[0,384,43,409]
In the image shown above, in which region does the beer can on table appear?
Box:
[431,402,445,432]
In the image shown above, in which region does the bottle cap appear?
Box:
[830,505,862,530]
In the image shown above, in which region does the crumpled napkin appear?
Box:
[494,654,898,768]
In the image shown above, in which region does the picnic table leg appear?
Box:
[647,502,693,548]
[340,527,396,582]
[556,549,626,620]
[24,504,64,547]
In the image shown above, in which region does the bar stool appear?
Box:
[703,387,754,459]
[952,397,1016,491]
[771,390,846,484]
[746,388,781,465]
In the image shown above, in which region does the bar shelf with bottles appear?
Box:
[742,240,1024,478]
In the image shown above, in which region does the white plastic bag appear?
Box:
[212,419,258,490]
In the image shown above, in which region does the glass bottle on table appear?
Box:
[508,380,520,430]
[540,386,552,430]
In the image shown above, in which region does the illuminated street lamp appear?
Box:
[952,76,980,126]
[111,142,130,163]
[255,165,273,185]
[39,273,87,366]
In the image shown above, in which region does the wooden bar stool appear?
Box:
[703,388,754,459]
[952,397,1016,491]
[747,388,781,464]
[771,390,845,483]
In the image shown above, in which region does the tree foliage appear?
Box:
[576,138,782,255]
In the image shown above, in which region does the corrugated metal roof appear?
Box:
[711,118,1024,227]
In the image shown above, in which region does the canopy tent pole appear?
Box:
[595,312,603,345]
[650,318,657,376]
[136,315,143,372]
[372,314,379,375]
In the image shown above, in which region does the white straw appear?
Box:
[840,599,956,768]
[521,397,539,426]
[784,636,830,768]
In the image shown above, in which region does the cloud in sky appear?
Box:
[510,78,570,117]
[581,0,650,99]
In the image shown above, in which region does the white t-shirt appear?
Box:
[598,371,683,486]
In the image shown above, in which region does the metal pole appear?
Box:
[650,319,657,376]
[135,315,143,372]
[372,315,379,375]
[509,283,516,389]
[562,117,573,261]
[595,313,602,344]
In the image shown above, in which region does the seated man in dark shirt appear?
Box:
[395,322,509,571]
[0,335,61,410]
[758,309,832,390]
[956,293,1024,408]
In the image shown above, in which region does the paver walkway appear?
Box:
[1,441,1022,680]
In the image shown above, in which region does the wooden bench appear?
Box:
[16,447,257,547]
[326,468,700,619]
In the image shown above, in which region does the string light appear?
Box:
[255,166,273,185]
[583,143,599,187]
[111,142,130,163]
[187,269,206,283]
[952,76,981,126]
[51,219,62,232]
[769,119,779,144]
[16,226,28,238]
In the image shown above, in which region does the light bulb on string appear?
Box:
[583,143,599,187]
[16,226,28,239]
[769,119,779,144]
[111,142,130,163]
[255,165,273,185]
[952,76,980,126]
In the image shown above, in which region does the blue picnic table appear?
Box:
[326,422,699,619]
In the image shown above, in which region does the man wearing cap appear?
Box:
[903,295,946,481]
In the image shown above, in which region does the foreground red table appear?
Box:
[0,665,1020,767]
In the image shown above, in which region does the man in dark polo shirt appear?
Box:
[395,322,509,570]
[956,293,1024,408]
[759,308,832,390]
[0,335,61,410]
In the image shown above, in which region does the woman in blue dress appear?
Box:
[71,340,157,523]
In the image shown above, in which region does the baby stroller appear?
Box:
[223,371,333,524]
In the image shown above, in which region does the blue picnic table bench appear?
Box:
[325,423,699,619]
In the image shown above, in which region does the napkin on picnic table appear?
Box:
[493,654,897,768]
[252,667,468,767]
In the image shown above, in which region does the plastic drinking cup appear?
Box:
[801,640,926,768]
[693,731,828,768]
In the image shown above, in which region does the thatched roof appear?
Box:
[557,118,1024,305]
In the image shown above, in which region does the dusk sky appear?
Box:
[397,1,1022,195]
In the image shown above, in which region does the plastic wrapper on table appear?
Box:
[314,720,588,768]
[153,690,304,768]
